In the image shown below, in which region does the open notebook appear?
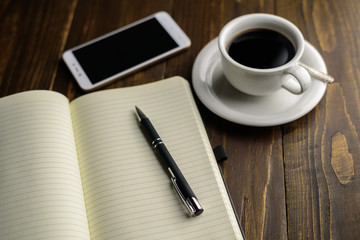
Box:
[0,76,244,240]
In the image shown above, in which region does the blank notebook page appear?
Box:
[0,91,90,240]
[70,77,242,240]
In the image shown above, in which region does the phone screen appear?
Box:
[72,18,179,84]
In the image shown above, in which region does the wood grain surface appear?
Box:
[1,0,360,239]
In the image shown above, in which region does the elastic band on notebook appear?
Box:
[213,145,228,163]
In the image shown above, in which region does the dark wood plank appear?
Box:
[278,0,360,239]
[220,124,287,240]
[0,0,77,97]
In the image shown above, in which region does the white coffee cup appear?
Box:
[218,13,311,96]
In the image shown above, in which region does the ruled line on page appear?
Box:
[0,91,91,240]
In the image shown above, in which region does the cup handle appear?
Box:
[281,65,311,94]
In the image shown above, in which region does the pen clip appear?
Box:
[168,168,203,216]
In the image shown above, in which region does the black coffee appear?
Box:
[227,29,295,69]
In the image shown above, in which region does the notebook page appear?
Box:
[0,91,90,240]
[70,77,243,240]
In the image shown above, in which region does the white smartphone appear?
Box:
[62,11,191,91]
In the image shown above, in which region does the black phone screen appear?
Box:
[73,18,179,84]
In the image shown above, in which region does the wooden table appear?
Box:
[1,0,359,239]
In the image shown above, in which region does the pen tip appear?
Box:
[135,106,146,119]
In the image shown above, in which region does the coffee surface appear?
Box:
[227,29,295,69]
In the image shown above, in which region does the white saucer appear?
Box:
[192,38,328,126]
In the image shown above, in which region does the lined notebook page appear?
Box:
[70,77,243,240]
[0,91,90,240]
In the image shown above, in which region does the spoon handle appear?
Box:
[299,62,334,83]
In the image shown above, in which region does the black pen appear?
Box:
[135,106,204,216]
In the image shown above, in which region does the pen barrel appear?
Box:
[140,118,195,198]
[138,113,202,215]
[156,143,196,198]
[140,118,161,143]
